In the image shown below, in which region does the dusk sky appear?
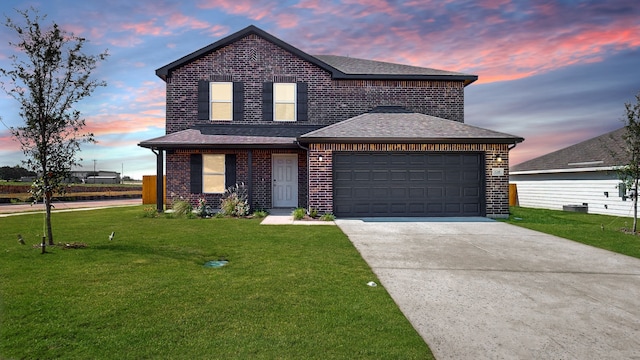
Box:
[0,0,638,179]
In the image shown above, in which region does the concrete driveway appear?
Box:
[335,218,640,360]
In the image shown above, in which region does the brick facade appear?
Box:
[307,143,511,218]
[167,149,306,210]
[164,34,465,134]
[150,28,518,218]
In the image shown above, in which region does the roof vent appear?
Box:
[369,106,411,113]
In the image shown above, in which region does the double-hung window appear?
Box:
[274,83,296,122]
[262,82,307,122]
[202,154,225,193]
[210,82,233,121]
[190,154,236,194]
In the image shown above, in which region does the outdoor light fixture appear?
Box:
[496,156,503,163]
[318,155,323,161]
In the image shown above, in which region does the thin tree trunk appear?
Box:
[45,192,54,245]
[634,179,638,233]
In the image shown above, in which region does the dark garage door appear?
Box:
[333,152,485,217]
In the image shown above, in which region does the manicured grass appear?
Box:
[504,206,640,259]
[0,207,433,359]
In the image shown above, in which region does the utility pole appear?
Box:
[93,159,96,183]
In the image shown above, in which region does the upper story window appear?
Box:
[262,82,308,122]
[274,83,296,122]
[198,80,243,122]
[210,82,233,121]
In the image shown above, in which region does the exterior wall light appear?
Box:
[496,156,503,163]
[318,155,323,161]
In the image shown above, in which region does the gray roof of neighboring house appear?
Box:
[511,127,628,173]
[156,25,477,85]
[298,107,523,144]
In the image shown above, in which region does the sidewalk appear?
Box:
[0,198,142,217]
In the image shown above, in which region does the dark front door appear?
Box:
[332,152,485,217]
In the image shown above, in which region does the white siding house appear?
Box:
[510,127,636,217]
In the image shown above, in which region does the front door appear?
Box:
[272,154,298,208]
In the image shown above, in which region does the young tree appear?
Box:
[0,8,108,245]
[618,92,640,233]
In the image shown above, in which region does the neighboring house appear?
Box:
[139,25,523,218]
[510,127,634,217]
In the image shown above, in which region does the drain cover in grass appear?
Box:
[204,260,228,268]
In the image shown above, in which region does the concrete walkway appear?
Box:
[335,218,640,360]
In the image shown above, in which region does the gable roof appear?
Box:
[298,107,523,144]
[155,25,477,85]
[511,127,628,173]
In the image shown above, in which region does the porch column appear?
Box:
[248,150,253,211]
[155,149,164,213]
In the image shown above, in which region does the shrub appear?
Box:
[320,213,336,221]
[172,199,193,217]
[220,183,250,217]
[309,208,319,218]
[252,209,269,218]
[196,197,214,218]
[142,206,158,218]
[292,208,306,220]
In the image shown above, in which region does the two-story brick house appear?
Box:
[139,25,523,218]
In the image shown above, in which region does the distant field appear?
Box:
[0,182,142,202]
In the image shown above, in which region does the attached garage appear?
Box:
[298,107,524,218]
[333,152,485,217]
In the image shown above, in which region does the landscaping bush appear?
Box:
[195,197,214,218]
[252,209,269,218]
[320,213,336,221]
[292,208,306,220]
[172,199,192,217]
[219,183,250,217]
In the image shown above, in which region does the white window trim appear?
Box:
[210,82,233,121]
[202,154,225,194]
[273,83,297,122]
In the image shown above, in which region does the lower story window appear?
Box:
[203,154,225,193]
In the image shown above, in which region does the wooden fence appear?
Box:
[509,183,518,206]
[142,176,166,205]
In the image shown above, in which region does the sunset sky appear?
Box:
[0,0,638,179]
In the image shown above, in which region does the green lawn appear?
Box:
[0,207,432,359]
[504,206,640,259]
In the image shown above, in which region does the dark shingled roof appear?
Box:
[138,124,322,149]
[156,25,477,85]
[298,107,523,144]
[314,55,470,77]
[511,127,628,173]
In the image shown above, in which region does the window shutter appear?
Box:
[190,154,203,193]
[197,80,209,120]
[262,82,273,121]
[225,154,236,188]
[233,82,244,121]
[297,82,308,121]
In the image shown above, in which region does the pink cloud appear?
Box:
[197,0,274,21]
[274,13,300,29]
[84,113,164,137]
[0,131,20,152]
[121,20,168,36]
